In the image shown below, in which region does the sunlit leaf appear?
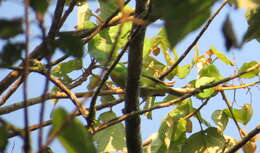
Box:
[239,61,259,78]
[224,104,253,125]
[77,2,92,29]
[52,108,97,153]
[182,127,226,153]
[88,31,114,64]
[158,99,192,151]
[177,64,192,79]
[0,42,24,66]
[199,64,223,81]
[210,46,234,66]
[144,97,155,119]
[195,77,216,99]
[212,110,229,132]
[0,18,23,39]
[94,111,126,152]
[236,0,260,10]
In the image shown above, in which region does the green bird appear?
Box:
[110,64,185,97]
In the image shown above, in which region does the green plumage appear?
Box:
[110,64,184,97]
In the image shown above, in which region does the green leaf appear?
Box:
[52,59,82,85]
[210,46,234,66]
[224,104,253,125]
[0,18,23,39]
[87,75,100,90]
[94,111,126,152]
[0,42,24,66]
[212,110,229,132]
[239,61,259,78]
[183,127,226,153]
[30,0,49,13]
[88,33,113,64]
[158,99,192,150]
[144,97,155,119]
[0,125,8,151]
[77,2,92,29]
[143,55,167,78]
[108,22,132,49]
[154,0,215,48]
[56,33,84,58]
[195,77,216,99]
[177,64,192,79]
[52,108,97,153]
[97,0,119,20]
[199,64,223,81]
[60,59,83,74]
[244,8,260,42]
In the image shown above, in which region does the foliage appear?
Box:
[0,0,259,153]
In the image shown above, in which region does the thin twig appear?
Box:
[220,91,242,136]
[159,0,228,80]
[67,60,96,89]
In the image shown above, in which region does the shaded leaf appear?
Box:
[0,125,8,151]
[154,0,215,48]
[30,0,49,13]
[212,110,229,132]
[244,8,260,42]
[224,104,253,125]
[52,108,97,153]
[0,18,23,39]
[0,42,24,66]
[97,0,119,20]
[94,111,126,152]
[87,75,101,90]
[239,61,259,78]
[182,127,226,153]
[222,15,239,51]
[210,46,234,66]
[56,33,84,58]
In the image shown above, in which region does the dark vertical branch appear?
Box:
[125,0,147,153]
[23,0,31,152]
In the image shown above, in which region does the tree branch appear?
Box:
[0,89,123,115]
[124,0,147,152]
[225,125,260,153]
[94,63,260,133]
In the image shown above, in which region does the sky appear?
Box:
[0,1,259,153]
